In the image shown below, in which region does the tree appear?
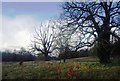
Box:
[32,21,57,61]
[61,1,120,63]
[54,20,71,62]
[58,42,70,62]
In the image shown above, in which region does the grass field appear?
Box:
[2,57,120,79]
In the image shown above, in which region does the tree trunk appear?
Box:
[44,53,49,61]
[63,58,66,63]
[97,31,111,63]
[63,53,66,63]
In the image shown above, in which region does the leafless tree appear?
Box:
[32,21,57,61]
[56,29,70,62]
[61,1,120,63]
[48,20,70,62]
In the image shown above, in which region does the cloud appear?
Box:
[1,15,41,51]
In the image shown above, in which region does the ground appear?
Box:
[2,57,120,79]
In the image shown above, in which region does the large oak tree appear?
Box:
[61,1,120,63]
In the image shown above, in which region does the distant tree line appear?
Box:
[57,49,89,61]
[1,48,36,62]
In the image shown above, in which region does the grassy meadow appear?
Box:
[2,57,120,79]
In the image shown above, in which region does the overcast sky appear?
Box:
[1,2,62,51]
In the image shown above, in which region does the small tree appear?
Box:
[55,20,71,62]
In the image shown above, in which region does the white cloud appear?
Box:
[1,15,41,51]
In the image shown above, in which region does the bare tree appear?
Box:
[56,30,70,62]
[61,1,120,63]
[32,21,57,61]
[56,19,86,62]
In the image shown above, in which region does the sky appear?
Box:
[1,2,62,51]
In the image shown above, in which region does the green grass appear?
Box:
[2,57,120,79]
